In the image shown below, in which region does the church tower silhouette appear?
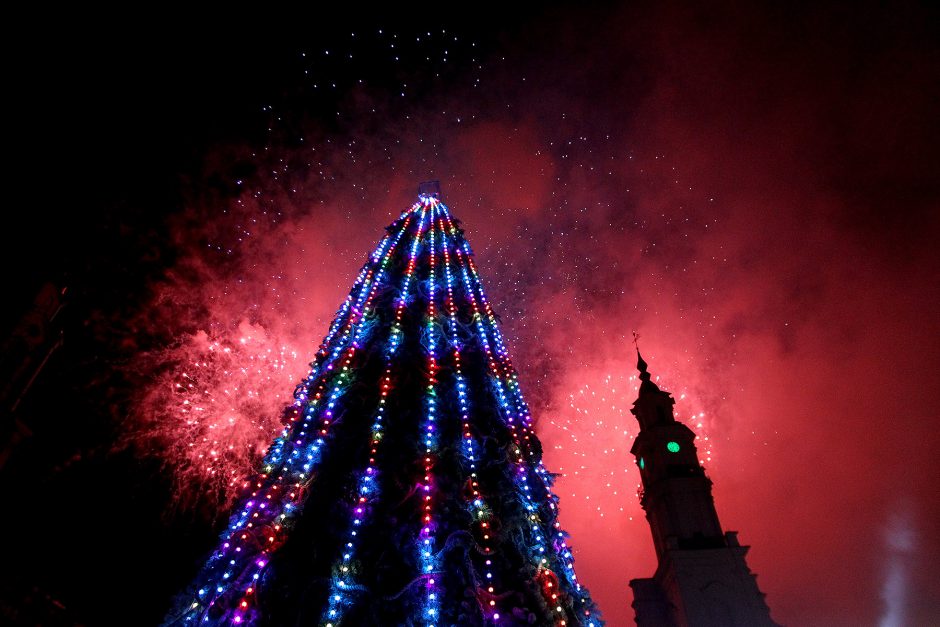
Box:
[628,351,779,627]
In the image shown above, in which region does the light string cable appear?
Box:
[293,202,417,408]
[439,204,597,627]
[440,209,553,603]
[416,197,442,626]
[174,205,417,626]
[439,211,502,623]
[320,201,429,626]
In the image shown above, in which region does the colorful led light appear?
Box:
[418,197,441,625]
[321,204,427,625]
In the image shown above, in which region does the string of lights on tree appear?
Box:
[165,193,601,626]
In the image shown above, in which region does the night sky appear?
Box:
[3,3,939,626]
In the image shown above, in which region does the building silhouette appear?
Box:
[629,351,779,627]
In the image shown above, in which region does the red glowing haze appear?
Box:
[125,5,939,625]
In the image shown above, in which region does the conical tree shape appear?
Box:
[166,193,602,626]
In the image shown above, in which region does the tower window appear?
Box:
[666,441,680,453]
[639,457,645,470]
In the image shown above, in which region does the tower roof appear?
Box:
[636,350,660,393]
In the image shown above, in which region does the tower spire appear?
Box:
[635,349,659,392]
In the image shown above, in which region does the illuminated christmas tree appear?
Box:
[165,185,602,626]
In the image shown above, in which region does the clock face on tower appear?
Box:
[666,441,680,453]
